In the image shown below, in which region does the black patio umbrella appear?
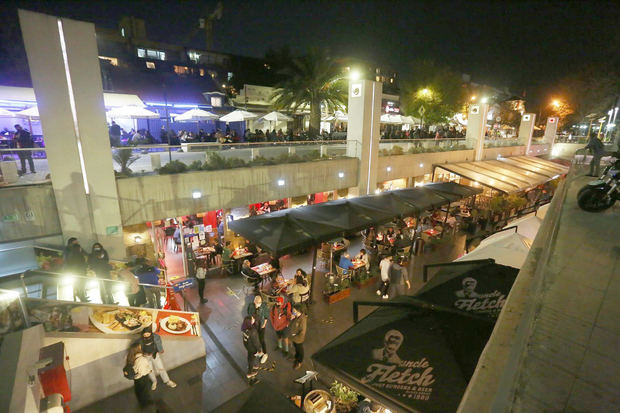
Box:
[415,259,519,318]
[210,380,300,413]
[348,192,422,218]
[424,182,482,201]
[312,297,494,413]
[391,187,452,211]
[301,199,392,232]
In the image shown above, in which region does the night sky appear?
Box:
[2,0,619,106]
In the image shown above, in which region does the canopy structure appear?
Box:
[260,111,293,122]
[16,106,39,120]
[380,114,404,124]
[219,109,258,123]
[312,297,495,413]
[172,108,219,122]
[434,156,568,194]
[229,184,482,255]
[401,115,420,125]
[492,213,542,241]
[457,232,532,269]
[322,110,348,122]
[106,105,159,119]
[416,259,519,318]
[210,381,300,413]
[0,108,17,118]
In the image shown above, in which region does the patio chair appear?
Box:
[240,270,261,295]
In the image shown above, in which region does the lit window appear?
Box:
[211,97,222,107]
[390,78,394,83]
[121,28,125,37]
[188,51,201,63]
[174,65,189,75]
[376,68,380,74]
[98,56,118,66]
[199,68,205,77]
[376,76,380,82]
[137,48,145,58]
[146,61,155,69]
[159,51,166,60]
[227,72,233,81]
[147,49,158,59]
[209,70,217,78]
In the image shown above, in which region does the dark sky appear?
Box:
[3,0,619,105]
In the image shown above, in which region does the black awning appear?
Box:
[210,380,300,412]
[312,298,494,413]
[415,260,519,318]
[229,184,482,255]
[423,182,482,200]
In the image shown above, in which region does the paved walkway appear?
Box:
[511,174,620,412]
[77,234,467,412]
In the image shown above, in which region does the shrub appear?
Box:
[188,160,203,171]
[158,160,188,174]
[391,145,404,155]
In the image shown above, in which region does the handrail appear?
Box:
[0,147,47,152]
[110,140,348,150]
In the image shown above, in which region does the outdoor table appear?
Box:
[423,228,440,237]
[232,248,254,273]
[252,263,276,288]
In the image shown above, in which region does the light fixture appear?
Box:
[386,166,392,172]
[419,163,424,167]
[134,235,143,243]
[470,95,476,101]
[350,70,361,81]
[338,172,344,178]
[481,97,488,104]
[61,276,75,286]
[375,188,381,194]
[277,179,285,186]
[192,191,202,199]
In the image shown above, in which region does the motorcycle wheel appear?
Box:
[577,187,615,212]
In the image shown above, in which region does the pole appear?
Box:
[309,246,317,304]
[179,217,188,278]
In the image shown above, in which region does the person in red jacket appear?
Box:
[269,296,292,355]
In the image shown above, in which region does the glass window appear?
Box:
[227,72,233,81]
[174,65,189,75]
[146,61,156,69]
[199,68,205,77]
[99,56,119,66]
[159,51,166,61]
[211,96,222,107]
[146,49,158,58]
[137,48,145,58]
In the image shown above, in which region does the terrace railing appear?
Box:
[0,147,50,187]
[378,138,470,156]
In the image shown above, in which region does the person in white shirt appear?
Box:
[127,342,153,407]
[377,256,393,299]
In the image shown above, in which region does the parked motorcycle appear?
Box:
[577,153,620,212]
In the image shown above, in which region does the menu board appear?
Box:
[25,298,201,338]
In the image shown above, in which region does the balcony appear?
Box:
[0,148,50,187]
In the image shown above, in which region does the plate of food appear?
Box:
[159,315,191,334]
[90,308,153,334]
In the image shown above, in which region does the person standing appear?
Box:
[584,134,605,176]
[126,342,153,408]
[118,267,140,307]
[133,258,162,309]
[269,296,292,355]
[64,242,89,302]
[390,258,411,297]
[109,121,122,147]
[241,315,261,384]
[377,256,393,300]
[355,249,370,272]
[246,295,269,363]
[141,327,177,390]
[288,274,310,313]
[13,124,35,175]
[88,243,115,304]
[195,264,208,304]
[288,304,307,370]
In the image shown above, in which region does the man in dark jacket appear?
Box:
[288,304,307,369]
[13,124,35,174]
[390,258,411,297]
[585,134,605,176]
[247,295,269,363]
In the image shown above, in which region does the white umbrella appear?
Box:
[380,114,404,124]
[219,109,258,123]
[322,110,348,122]
[16,106,40,120]
[173,108,219,122]
[457,232,532,269]
[401,115,419,125]
[260,111,293,122]
[0,108,18,118]
[106,106,159,120]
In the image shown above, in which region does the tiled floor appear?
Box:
[76,233,469,412]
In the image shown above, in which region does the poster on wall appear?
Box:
[25,299,201,338]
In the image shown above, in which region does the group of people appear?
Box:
[380,125,466,140]
[62,238,163,308]
[378,255,411,300]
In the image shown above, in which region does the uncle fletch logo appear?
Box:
[454,277,506,316]
[361,330,435,401]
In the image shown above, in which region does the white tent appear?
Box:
[401,115,419,125]
[260,111,293,122]
[16,106,39,120]
[456,232,532,269]
[500,214,543,241]
[0,108,17,118]
[106,106,159,120]
[219,109,258,123]
[173,108,219,122]
[380,114,404,124]
[322,110,348,122]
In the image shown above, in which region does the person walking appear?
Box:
[13,124,35,175]
[390,258,411,297]
[133,258,162,309]
[195,263,208,304]
[246,295,269,363]
[377,256,393,300]
[288,304,307,369]
[241,315,261,384]
[126,342,153,408]
[141,327,177,390]
[269,296,292,355]
[64,242,89,302]
[584,134,605,176]
[88,243,115,304]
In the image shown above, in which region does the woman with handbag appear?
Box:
[126,342,153,407]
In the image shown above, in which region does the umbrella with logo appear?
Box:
[312,297,494,413]
[210,380,300,412]
[415,258,518,318]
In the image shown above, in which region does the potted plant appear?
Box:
[112,149,139,176]
[323,273,351,304]
[330,380,359,412]
[352,269,375,289]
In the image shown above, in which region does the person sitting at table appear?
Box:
[288,275,310,311]
[269,255,281,272]
[270,274,288,296]
[241,259,261,293]
[355,249,370,272]
[245,240,258,255]
[386,227,395,241]
[295,268,308,282]
[338,253,354,275]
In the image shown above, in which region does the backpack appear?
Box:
[123,364,136,380]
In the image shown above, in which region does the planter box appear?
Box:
[353,276,376,289]
[325,288,350,304]
[0,161,19,184]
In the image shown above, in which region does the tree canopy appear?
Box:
[400,60,466,125]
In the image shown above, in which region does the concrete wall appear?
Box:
[0,184,62,243]
[43,334,205,411]
[116,158,359,225]
[553,143,585,158]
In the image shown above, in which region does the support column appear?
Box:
[19,10,125,258]
[543,117,559,145]
[346,80,382,195]
[518,113,537,155]
[465,103,489,161]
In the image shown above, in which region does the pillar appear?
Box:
[19,10,125,258]
[465,103,489,161]
[518,113,536,155]
[346,80,382,195]
[543,117,558,145]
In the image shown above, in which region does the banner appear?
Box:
[25,299,201,338]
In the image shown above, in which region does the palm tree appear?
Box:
[271,48,347,138]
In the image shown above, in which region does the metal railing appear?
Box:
[111,140,361,176]
[378,138,470,156]
[0,147,50,186]
[483,138,522,148]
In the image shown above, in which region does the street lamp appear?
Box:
[552,99,560,108]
